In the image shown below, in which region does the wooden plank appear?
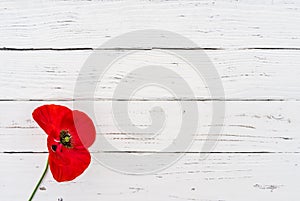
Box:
[0,101,299,152]
[0,0,300,48]
[1,153,299,200]
[1,50,300,100]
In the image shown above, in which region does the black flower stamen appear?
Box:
[60,130,72,148]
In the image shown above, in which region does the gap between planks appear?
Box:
[3,151,300,154]
[1,47,300,51]
[0,98,296,101]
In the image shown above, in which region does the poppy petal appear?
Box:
[32,105,72,138]
[57,110,96,148]
[48,146,91,182]
[72,110,96,148]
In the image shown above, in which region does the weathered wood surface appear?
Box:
[1,50,300,100]
[1,0,300,200]
[0,101,299,153]
[1,153,299,201]
[0,0,300,48]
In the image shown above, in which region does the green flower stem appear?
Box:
[28,160,49,201]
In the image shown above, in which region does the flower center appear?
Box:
[60,130,72,148]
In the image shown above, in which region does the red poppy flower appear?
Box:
[32,104,96,182]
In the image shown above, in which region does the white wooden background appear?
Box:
[1,0,300,200]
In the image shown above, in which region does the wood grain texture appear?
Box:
[1,0,300,200]
[0,101,298,153]
[1,49,300,100]
[1,153,299,201]
[0,0,300,48]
